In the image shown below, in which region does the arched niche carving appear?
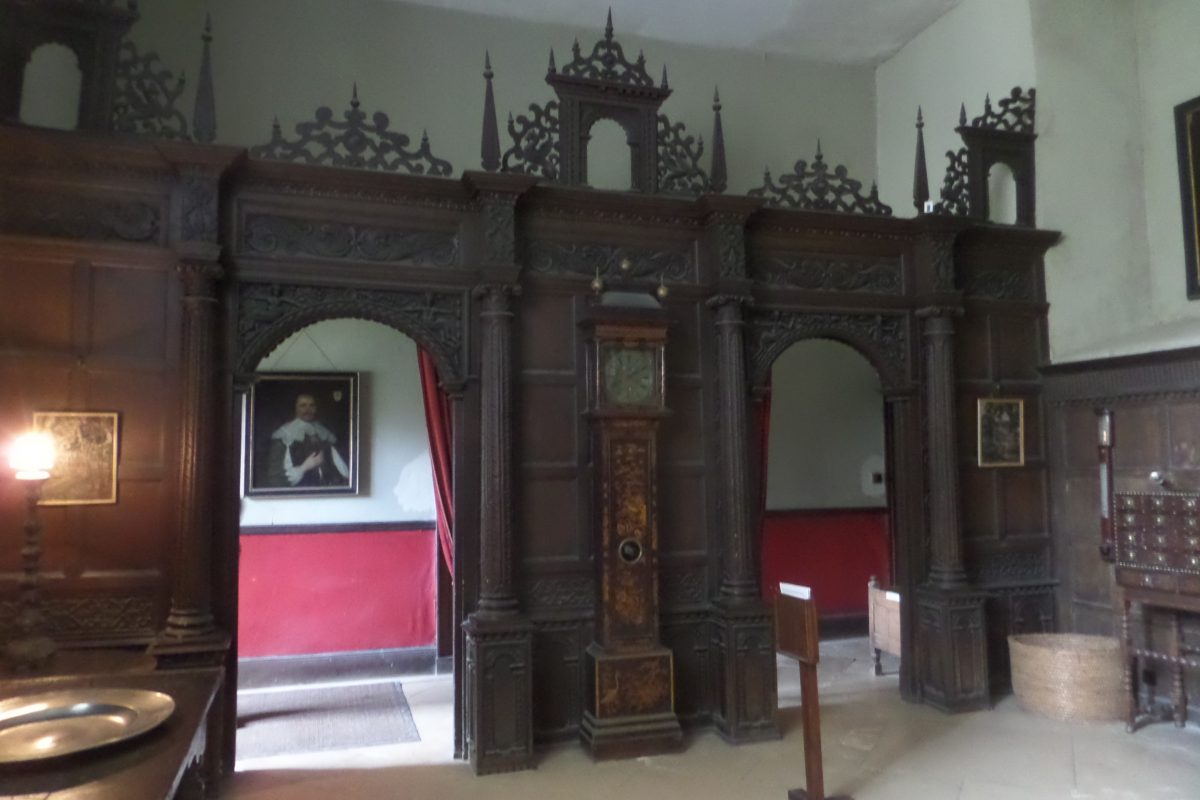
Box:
[746,308,911,394]
[0,1,136,130]
[20,42,82,129]
[583,113,635,191]
[234,282,467,388]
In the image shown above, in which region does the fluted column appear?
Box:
[919,307,967,589]
[711,295,757,600]
[476,284,518,616]
[161,260,222,640]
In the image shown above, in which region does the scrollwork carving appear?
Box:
[110,40,191,141]
[525,240,692,282]
[482,199,516,265]
[236,283,464,382]
[0,193,161,243]
[963,268,1035,302]
[555,11,656,89]
[752,254,902,295]
[933,148,969,217]
[249,86,453,176]
[240,214,458,267]
[747,308,908,389]
[749,144,893,216]
[657,114,712,196]
[522,574,594,611]
[501,101,561,179]
[969,88,1036,134]
[0,595,156,640]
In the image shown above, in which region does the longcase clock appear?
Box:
[580,300,682,758]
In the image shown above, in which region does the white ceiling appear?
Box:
[399,0,963,65]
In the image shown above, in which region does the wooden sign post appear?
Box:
[776,584,852,800]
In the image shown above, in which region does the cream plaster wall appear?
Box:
[130,0,878,195]
[241,318,435,527]
[766,339,886,510]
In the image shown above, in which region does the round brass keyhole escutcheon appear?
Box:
[618,538,643,564]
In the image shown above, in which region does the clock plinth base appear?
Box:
[581,643,682,759]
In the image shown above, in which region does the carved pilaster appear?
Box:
[915,585,990,712]
[918,307,967,589]
[465,282,534,774]
[710,605,779,743]
[476,284,519,615]
[153,259,229,660]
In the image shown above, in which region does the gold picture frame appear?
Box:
[32,411,120,505]
[977,398,1024,468]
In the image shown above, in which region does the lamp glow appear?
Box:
[9,432,55,480]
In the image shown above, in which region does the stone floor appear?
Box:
[227,638,1200,799]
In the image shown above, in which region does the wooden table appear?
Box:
[0,668,222,799]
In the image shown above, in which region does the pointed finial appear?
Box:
[271,116,281,134]
[985,93,993,113]
[815,138,823,159]
[710,86,726,193]
[573,38,581,58]
[916,105,924,129]
[637,49,645,69]
[958,102,967,126]
[870,181,879,198]
[713,87,721,111]
[913,106,930,213]
[352,82,360,107]
[192,12,216,142]
[605,7,614,39]
[661,65,669,90]
[203,12,212,41]
[548,48,557,74]
[481,51,501,171]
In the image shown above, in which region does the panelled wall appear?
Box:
[1045,348,1200,700]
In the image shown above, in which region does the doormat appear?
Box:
[237,680,419,760]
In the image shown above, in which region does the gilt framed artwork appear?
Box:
[33,411,119,505]
[1176,94,1200,299]
[245,372,360,497]
[977,398,1024,468]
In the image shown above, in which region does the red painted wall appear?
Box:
[760,508,891,616]
[238,528,436,657]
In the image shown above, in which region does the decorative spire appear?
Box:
[192,13,216,143]
[815,138,823,161]
[605,7,614,40]
[547,48,557,74]
[710,87,727,193]
[913,106,929,213]
[958,102,967,126]
[351,82,360,108]
[661,65,669,90]
[481,51,500,171]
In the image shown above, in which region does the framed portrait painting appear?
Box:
[977,398,1024,468]
[245,372,360,497]
[33,411,119,505]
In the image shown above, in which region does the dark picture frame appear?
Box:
[1176,94,1200,299]
[245,372,360,497]
[977,398,1024,468]
[33,411,119,505]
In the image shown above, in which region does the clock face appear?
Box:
[601,344,658,408]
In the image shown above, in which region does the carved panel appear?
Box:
[747,308,909,390]
[236,282,465,382]
[240,214,458,267]
[525,240,693,283]
[751,253,902,295]
[0,192,162,243]
[0,594,156,641]
[659,565,708,609]
[179,176,218,242]
[531,623,585,738]
[482,199,516,265]
[963,267,1035,302]
[522,573,594,613]
[968,548,1051,586]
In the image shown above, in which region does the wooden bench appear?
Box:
[868,576,901,676]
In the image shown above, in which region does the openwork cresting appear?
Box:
[558,9,656,88]
[750,142,892,216]
[251,84,453,175]
[501,100,560,179]
[971,87,1036,134]
[110,39,190,140]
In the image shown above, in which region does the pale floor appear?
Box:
[227,639,1200,800]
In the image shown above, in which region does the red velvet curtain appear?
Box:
[418,350,454,576]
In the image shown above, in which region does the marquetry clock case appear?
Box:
[579,295,682,759]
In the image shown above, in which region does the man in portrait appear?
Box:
[264,392,350,487]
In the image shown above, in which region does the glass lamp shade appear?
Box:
[9,432,55,480]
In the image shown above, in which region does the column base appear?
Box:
[463,612,535,775]
[711,599,781,743]
[915,584,990,713]
[149,628,231,669]
[581,643,682,759]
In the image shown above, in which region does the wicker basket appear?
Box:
[1008,633,1123,722]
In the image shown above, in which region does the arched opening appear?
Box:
[19,43,82,130]
[986,161,1018,225]
[759,338,895,659]
[586,117,633,191]
[234,317,451,766]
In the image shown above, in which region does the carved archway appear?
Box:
[746,308,911,394]
[234,281,468,387]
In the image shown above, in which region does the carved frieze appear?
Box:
[525,240,692,283]
[747,308,909,389]
[240,213,458,267]
[963,267,1035,302]
[752,253,902,295]
[968,549,1051,586]
[523,574,594,612]
[0,595,156,640]
[236,282,465,382]
[0,192,161,243]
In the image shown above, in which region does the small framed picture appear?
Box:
[33,411,120,505]
[977,398,1024,468]
[245,373,359,497]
